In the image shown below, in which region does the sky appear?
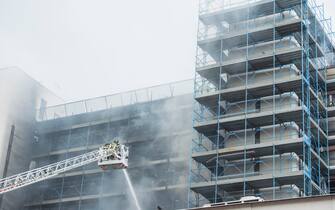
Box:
[0,0,334,102]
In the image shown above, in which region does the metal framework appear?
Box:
[23,95,193,210]
[189,0,335,207]
[0,143,128,195]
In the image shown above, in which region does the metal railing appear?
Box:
[198,9,299,41]
[37,79,193,121]
[193,92,301,123]
[199,0,264,15]
[196,36,301,68]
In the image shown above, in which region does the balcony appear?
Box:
[198,9,301,49]
[196,36,303,82]
[195,64,301,103]
[198,0,301,24]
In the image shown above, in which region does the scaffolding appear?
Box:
[189,0,335,207]
[25,81,194,210]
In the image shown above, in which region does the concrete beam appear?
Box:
[187,195,335,210]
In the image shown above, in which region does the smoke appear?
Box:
[24,89,193,210]
[0,67,62,210]
[100,95,193,210]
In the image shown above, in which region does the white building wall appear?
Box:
[225,65,299,89]
[0,68,62,210]
[223,93,299,118]
[221,122,300,149]
[260,123,300,143]
[225,130,255,148]
[222,153,300,178]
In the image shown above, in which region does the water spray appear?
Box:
[123,169,142,210]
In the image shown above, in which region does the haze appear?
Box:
[0,0,333,101]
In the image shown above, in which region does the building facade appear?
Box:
[190,0,335,208]
[0,68,62,210]
[23,80,193,210]
[2,1,335,210]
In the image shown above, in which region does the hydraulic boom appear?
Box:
[0,140,129,194]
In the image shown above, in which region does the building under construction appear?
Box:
[1,0,335,210]
[0,69,194,210]
[22,80,193,210]
[190,0,335,208]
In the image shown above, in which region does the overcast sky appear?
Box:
[0,0,334,102]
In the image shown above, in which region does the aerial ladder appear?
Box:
[0,140,129,195]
